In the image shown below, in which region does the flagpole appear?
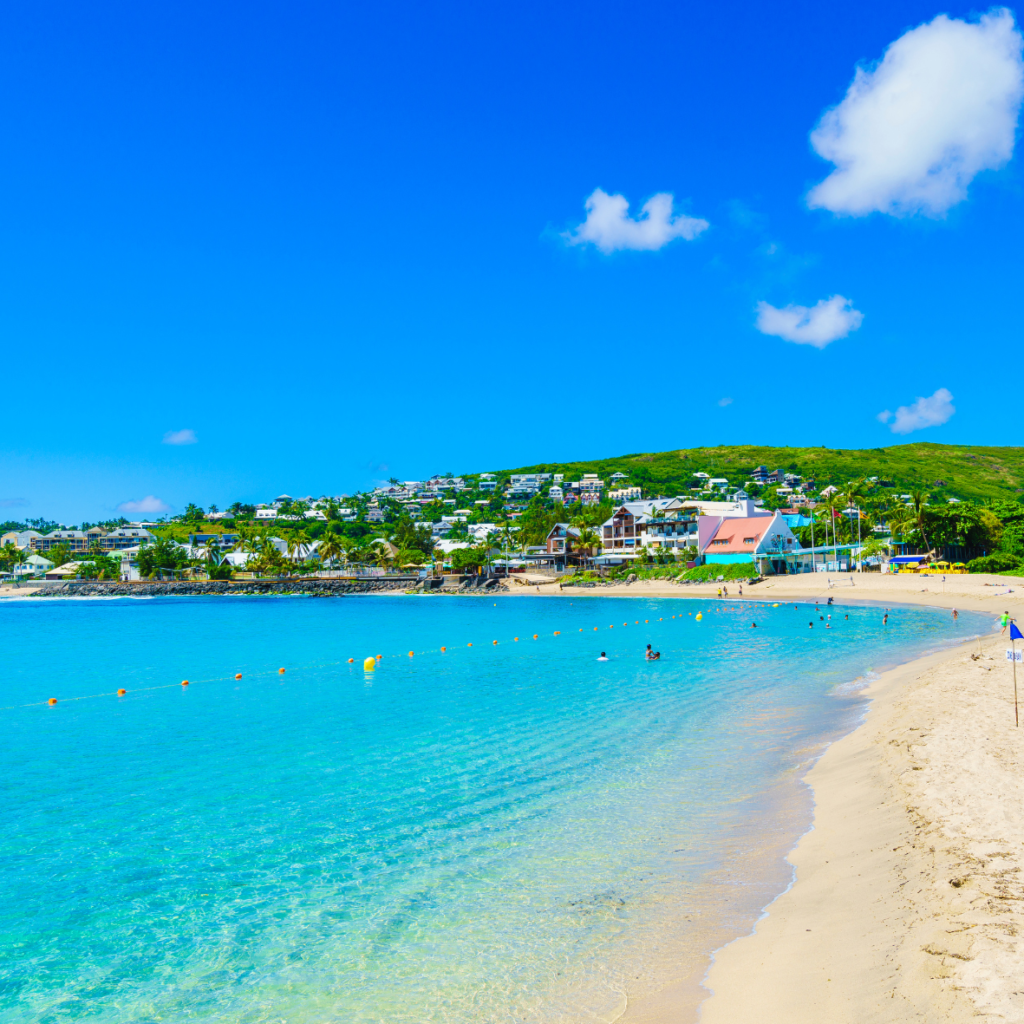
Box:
[1014,635,1019,728]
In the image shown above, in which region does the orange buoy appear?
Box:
[645,620,648,623]
[376,655,382,660]
[623,622,627,626]
[235,673,242,679]
[594,627,598,631]
[514,637,519,642]
[554,631,560,635]
[279,668,286,674]
[492,640,498,645]
[532,634,538,639]
[182,680,189,686]
[441,646,446,652]
[468,643,473,647]
[347,658,354,663]
[48,697,57,705]
[117,688,126,696]
[409,651,415,657]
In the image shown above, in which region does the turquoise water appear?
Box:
[0,595,988,1023]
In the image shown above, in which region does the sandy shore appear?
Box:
[563,573,1020,1023]
[499,573,1024,1021]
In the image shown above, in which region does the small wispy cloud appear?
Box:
[0,497,28,508]
[117,495,171,514]
[877,388,955,434]
[755,295,863,349]
[564,188,709,253]
[718,397,733,407]
[163,429,197,446]
[807,9,1024,217]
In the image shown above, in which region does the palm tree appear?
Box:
[909,489,934,556]
[841,479,869,570]
[286,529,309,564]
[574,526,600,567]
[318,532,342,573]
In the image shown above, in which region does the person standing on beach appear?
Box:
[1001,611,1011,633]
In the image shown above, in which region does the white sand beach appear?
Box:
[502,572,1024,1021]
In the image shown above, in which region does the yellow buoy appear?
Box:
[363,656,376,671]
[696,613,703,621]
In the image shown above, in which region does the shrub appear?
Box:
[682,562,760,583]
[966,552,1022,574]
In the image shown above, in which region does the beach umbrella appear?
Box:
[1010,622,1023,727]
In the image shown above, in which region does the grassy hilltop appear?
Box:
[477,443,1024,503]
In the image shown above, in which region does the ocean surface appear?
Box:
[0,594,990,1023]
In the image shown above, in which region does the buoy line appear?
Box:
[7,600,807,709]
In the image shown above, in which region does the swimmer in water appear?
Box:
[952,608,959,621]
[809,621,814,628]
[845,613,849,620]
[597,652,609,661]
[883,613,889,625]
[751,622,757,628]
[826,623,831,628]
[653,651,661,660]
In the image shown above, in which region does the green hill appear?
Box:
[473,443,1024,504]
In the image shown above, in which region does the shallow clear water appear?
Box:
[0,594,988,1023]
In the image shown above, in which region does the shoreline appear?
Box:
[694,604,1024,1021]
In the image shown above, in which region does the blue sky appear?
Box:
[2,0,1022,521]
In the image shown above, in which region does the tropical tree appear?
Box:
[286,529,309,563]
[908,489,934,554]
[858,536,891,569]
[46,543,72,570]
[318,531,342,571]
[573,526,601,566]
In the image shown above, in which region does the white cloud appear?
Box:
[808,9,1024,216]
[876,409,893,424]
[163,428,197,445]
[882,388,955,434]
[117,495,171,514]
[564,188,709,252]
[755,295,863,348]
[717,397,733,407]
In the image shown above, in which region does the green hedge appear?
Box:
[682,562,760,582]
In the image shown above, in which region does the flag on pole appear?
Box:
[1011,622,1023,642]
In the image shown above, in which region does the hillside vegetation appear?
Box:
[476,443,1024,503]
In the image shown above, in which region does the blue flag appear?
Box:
[1012,622,1024,642]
